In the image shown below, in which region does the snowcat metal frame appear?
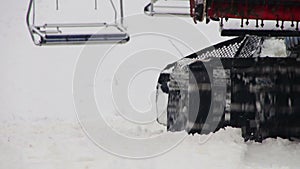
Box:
[144,0,191,16]
[26,0,129,45]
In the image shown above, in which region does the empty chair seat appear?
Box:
[41,33,130,45]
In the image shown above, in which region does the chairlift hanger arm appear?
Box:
[26,0,40,45]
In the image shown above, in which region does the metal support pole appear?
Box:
[95,0,98,10]
[56,0,59,10]
[150,0,154,14]
[109,0,118,24]
[120,0,124,25]
[33,0,36,24]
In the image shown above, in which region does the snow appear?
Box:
[261,38,287,57]
[1,0,300,169]
[2,120,300,169]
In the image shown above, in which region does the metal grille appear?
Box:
[197,42,241,58]
[194,36,262,59]
[239,36,263,58]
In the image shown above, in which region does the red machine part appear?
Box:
[190,0,195,17]
[206,0,300,22]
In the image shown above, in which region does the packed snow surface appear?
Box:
[1,0,300,169]
[2,119,300,169]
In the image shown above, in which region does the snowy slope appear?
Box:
[1,1,300,169]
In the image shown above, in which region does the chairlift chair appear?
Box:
[144,0,191,16]
[26,0,130,45]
